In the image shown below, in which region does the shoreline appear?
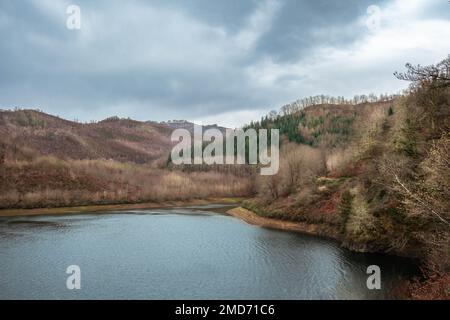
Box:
[225,207,423,259]
[226,207,444,300]
[226,207,341,241]
[0,197,245,217]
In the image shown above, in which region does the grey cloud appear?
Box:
[254,0,388,63]
[0,0,448,126]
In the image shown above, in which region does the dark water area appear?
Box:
[0,204,419,299]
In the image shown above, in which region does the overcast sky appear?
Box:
[1,0,449,127]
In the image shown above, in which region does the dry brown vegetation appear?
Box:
[0,156,253,209]
[0,110,174,164]
[257,143,325,201]
[0,110,254,209]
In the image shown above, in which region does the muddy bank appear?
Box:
[0,197,244,217]
[226,207,425,260]
[226,207,341,241]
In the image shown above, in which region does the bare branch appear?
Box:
[393,174,450,227]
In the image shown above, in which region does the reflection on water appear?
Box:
[0,205,418,299]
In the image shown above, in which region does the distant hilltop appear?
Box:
[0,109,232,165]
[160,120,228,134]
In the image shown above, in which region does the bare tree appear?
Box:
[394,56,450,89]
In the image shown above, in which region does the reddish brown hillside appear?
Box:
[0,109,174,164]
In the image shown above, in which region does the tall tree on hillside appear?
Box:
[395,56,450,131]
[394,56,450,89]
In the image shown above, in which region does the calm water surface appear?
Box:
[0,205,418,299]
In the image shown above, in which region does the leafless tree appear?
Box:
[394,56,450,89]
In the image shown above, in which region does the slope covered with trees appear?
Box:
[242,57,450,299]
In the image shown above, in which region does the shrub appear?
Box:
[338,190,354,231]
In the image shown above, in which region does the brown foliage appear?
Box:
[0,109,174,164]
[407,273,450,300]
[257,143,325,201]
[0,157,254,209]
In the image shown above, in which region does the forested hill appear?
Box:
[245,99,394,148]
[243,57,449,299]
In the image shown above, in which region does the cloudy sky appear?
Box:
[1,0,449,127]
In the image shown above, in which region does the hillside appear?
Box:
[0,110,174,164]
[242,58,450,299]
[0,110,252,209]
[162,120,228,134]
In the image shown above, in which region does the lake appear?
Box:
[0,204,418,299]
